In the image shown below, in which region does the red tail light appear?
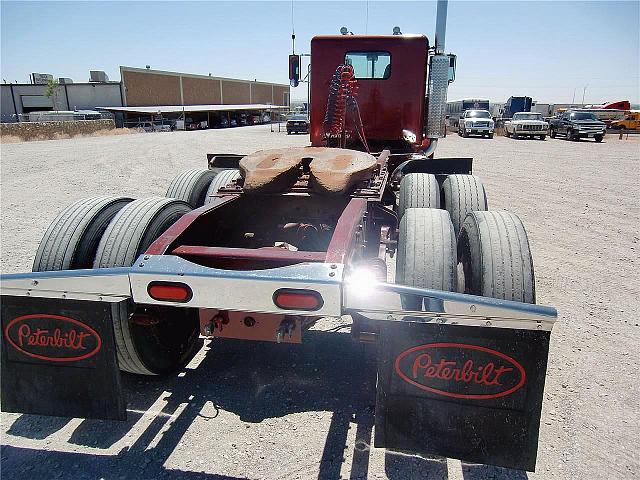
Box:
[147,282,193,303]
[273,289,323,311]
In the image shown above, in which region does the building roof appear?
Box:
[97,104,288,114]
[120,66,289,88]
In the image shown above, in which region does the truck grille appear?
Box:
[578,125,603,131]
[474,121,489,128]
[522,124,544,131]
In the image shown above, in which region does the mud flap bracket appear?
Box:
[1,295,126,420]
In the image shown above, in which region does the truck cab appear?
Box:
[310,35,429,151]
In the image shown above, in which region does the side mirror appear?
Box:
[289,54,300,87]
[447,54,456,84]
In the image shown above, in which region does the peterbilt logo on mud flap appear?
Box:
[4,314,102,362]
[394,343,526,400]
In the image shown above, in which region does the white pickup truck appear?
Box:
[505,112,548,140]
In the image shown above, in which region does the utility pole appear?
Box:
[582,85,588,106]
[572,88,576,104]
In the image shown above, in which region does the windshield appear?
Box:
[345,51,391,79]
[570,112,598,121]
[513,113,543,121]
[465,110,491,119]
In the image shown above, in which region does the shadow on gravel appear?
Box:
[2,330,529,479]
[462,463,528,480]
[1,444,245,480]
[6,415,71,440]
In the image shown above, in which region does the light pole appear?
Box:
[582,85,588,106]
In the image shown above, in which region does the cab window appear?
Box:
[345,51,391,79]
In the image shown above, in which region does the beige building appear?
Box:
[120,67,289,107]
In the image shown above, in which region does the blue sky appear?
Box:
[1,1,638,104]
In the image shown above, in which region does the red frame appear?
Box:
[146,196,369,270]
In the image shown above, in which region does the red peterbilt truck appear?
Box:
[1,1,556,472]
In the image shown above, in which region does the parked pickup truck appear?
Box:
[457,109,495,138]
[549,110,606,142]
[504,112,548,140]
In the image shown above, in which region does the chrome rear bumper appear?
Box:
[1,255,556,331]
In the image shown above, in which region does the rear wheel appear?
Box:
[457,211,535,303]
[166,169,218,208]
[204,169,241,203]
[396,208,457,309]
[94,197,200,375]
[550,128,556,138]
[441,174,488,238]
[398,173,440,219]
[33,196,133,272]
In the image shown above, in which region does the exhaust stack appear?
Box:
[426,0,449,140]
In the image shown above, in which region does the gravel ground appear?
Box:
[1,125,639,480]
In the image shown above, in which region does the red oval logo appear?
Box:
[394,343,526,400]
[4,314,102,362]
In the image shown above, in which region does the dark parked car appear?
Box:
[286,114,309,134]
[549,111,606,142]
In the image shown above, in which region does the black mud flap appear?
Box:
[375,320,550,471]
[1,295,126,420]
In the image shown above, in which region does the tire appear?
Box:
[488,133,494,139]
[94,197,200,375]
[204,169,241,203]
[595,135,603,143]
[540,135,546,141]
[550,128,556,138]
[396,209,457,309]
[166,169,218,208]
[457,211,535,303]
[566,129,575,141]
[33,196,133,272]
[505,129,511,138]
[462,127,469,138]
[398,173,440,219]
[441,175,488,238]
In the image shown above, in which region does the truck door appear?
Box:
[559,113,570,134]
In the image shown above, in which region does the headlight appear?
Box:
[465,121,474,126]
[489,120,495,127]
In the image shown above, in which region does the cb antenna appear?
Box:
[291,0,295,54]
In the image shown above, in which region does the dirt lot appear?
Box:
[1,126,638,480]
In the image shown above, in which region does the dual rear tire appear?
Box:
[33,196,201,375]
[396,173,535,304]
[398,173,488,236]
[166,168,241,207]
